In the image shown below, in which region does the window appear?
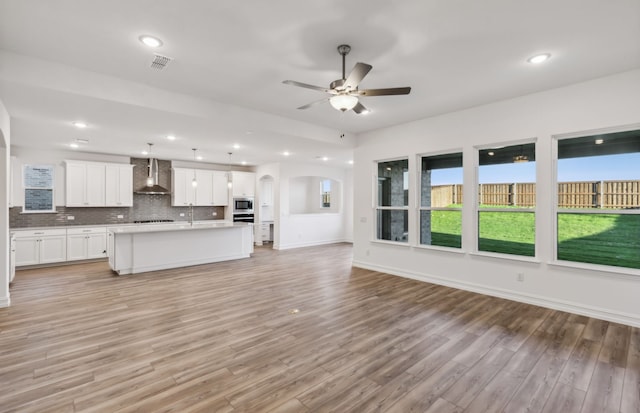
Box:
[420,152,462,248]
[477,142,536,256]
[23,164,55,213]
[320,179,331,208]
[556,129,640,269]
[376,159,409,242]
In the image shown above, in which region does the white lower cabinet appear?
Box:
[14,229,67,266]
[67,227,107,261]
[259,223,272,242]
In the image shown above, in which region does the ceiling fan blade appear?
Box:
[297,97,330,110]
[343,62,373,90]
[357,87,412,96]
[352,101,369,114]
[283,80,331,93]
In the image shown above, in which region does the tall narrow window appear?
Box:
[23,164,55,213]
[478,142,536,256]
[557,129,640,269]
[320,179,331,208]
[376,159,409,242]
[420,152,462,248]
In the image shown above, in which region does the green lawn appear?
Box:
[426,209,640,269]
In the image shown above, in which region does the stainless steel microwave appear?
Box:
[233,197,254,214]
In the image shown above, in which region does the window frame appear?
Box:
[552,124,640,273]
[416,149,464,251]
[22,164,56,214]
[373,157,410,244]
[474,138,538,258]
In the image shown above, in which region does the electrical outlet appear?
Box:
[366,249,370,256]
[117,215,124,219]
[517,273,525,282]
[67,216,75,220]
[360,217,367,223]
[179,213,185,217]
[212,212,217,216]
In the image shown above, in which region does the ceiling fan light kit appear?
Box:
[283,44,411,114]
[330,94,358,111]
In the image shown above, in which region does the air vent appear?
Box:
[150,54,172,70]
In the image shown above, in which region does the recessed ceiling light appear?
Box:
[139,35,163,48]
[69,143,79,149]
[322,157,328,161]
[196,156,203,160]
[595,138,604,145]
[241,161,247,165]
[527,53,551,64]
[72,121,87,129]
[283,151,290,156]
[348,160,354,165]
[166,135,176,141]
[142,150,148,155]
[233,144,240,149]
[488,151,495,156]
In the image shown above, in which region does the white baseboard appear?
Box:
[276,238,348,251]
[352,260,640,328]
[0,295,10,308]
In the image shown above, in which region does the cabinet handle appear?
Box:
[34,232,44,235]
[82,230,91,232]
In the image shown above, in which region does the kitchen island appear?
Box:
[108,221,253,275]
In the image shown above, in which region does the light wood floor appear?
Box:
[1,244,638,413]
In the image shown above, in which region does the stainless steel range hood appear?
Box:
[135,158,171,195]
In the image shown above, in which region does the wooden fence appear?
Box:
[430,180,640,208]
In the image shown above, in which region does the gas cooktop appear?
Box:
[133,219,175,224]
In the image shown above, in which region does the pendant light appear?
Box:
[227,152,233,189]
[191,149,198,187]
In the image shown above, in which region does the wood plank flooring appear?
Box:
[1,243,638,412]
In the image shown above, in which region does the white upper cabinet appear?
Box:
[65,161,106,206]
[172,167,196,206]
[66,160,133,207]
[261,179,274,206]
[105,164,133,207]
[195,169,214,206]
[232,171,256,198]
[212,171,229,206]
[174,168,229,206]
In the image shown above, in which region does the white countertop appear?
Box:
[109,221,250,234]
[11,220,233,232]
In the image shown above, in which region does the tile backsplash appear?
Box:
[10,157,226,228]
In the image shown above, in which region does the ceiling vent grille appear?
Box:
[150,54,172,70]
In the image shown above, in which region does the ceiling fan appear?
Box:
[283,44,411,114]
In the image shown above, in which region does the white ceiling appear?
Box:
[0,0,639,166]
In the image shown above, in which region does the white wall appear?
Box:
[268,162,352,250]
[0,98,10,307]
[343,167,353,243]
[353,69,640,327]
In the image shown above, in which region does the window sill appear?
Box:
[549,260,640,278]
[370,239,411,247]
[413,244,466,255]
[469,251,540,264]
